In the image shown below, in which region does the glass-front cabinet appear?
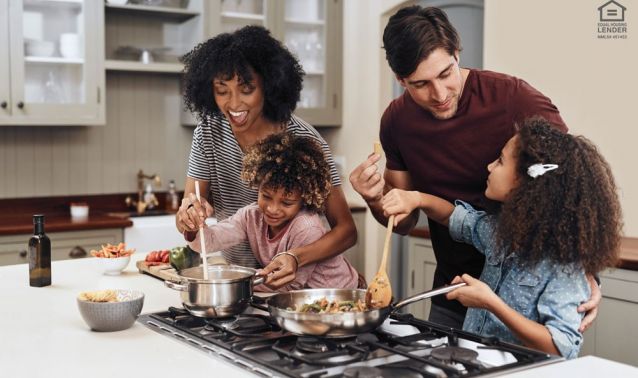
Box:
[0,0,104,125]
[205,0,342,126]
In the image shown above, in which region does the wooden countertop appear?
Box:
[409,227,638,272]
[0,193,366,236]
[0,213,133,235]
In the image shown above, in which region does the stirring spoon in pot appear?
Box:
[195,181,209,280]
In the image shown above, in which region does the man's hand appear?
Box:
[446,274,499,310]
[381,188,420,225]
[578,274,602,332]
[176,193,214,233]
[349,153,384,204]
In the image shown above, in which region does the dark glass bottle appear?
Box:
[28,215,51,287]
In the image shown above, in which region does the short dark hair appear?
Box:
[383,6,461,78]
[242,132,332,213]
[181,25,304,123]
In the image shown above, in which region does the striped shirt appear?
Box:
[187,114,341,268]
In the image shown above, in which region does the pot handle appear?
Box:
[253,275,265,286]
[392,282,467,312]
[165,279,188,291]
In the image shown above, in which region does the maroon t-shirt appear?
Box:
[380,69,567,316]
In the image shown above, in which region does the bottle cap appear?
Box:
[33,214,45,224]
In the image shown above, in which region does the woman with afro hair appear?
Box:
[380,117,622,359]
[176,25,356,290]
[185,132,361,291]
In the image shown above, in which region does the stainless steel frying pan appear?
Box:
[253,282,466,338]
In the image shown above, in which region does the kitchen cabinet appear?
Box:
[0,0,105,126]
[184,0,343,127]
[104,0,207,74]
[580,267,638,366]
[402,236,437,319]
[0,228,123,266]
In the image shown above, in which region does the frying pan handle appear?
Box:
[392,282,467,312]
[249,296,269,312]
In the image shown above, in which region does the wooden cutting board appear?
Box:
[136,260,181,281]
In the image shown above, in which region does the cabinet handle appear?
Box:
[69,246,87,259]
[1,101,7,109]
[411,270,415,289]
[19,250,27,258]
[17,101,24,109]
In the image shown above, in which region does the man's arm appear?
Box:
[349,154,419,235]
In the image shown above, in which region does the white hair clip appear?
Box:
[527,163,559,178]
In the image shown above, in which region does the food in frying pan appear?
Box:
[290,297,369,313]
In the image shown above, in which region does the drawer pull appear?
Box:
[69,246,87,259]
[19,250,27,258]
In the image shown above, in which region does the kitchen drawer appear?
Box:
[0,228,123,266]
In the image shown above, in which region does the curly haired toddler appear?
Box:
[187,132,360,292]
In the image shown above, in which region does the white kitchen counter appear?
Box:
[1,255,636,378]
[0,254,252,378]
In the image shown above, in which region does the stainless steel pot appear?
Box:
[255,283,466,338]
[165,265,264,318]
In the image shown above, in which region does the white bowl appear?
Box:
[94,255,131,275]
[25,39,55,57]
[77,289,144,332]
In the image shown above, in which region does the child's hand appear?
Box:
[446,274,498,311]
[381,188,421,225]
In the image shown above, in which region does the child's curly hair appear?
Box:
[241,132,332,212]
[496,117,622,274]
[181,25,304,123]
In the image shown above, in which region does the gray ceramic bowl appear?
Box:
[77,289,144,332]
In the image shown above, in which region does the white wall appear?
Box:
[337,0,638,278]
[484,0,638,235]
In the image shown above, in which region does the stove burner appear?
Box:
[431,346,479,363]
[343,366,383,378]
[295,336,355,354]
[204,314,277,337]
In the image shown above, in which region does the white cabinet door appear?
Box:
[1,0,104,125]
[404,237,437,319]
[0,0,11,121]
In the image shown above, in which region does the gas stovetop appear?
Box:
[138,306,561,377]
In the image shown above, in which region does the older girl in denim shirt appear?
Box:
[381,118,622,358]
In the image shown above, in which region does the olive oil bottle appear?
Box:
[28,215,51,287]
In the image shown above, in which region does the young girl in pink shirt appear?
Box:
[186,132,361,292]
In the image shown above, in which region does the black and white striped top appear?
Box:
[187,114,341,268]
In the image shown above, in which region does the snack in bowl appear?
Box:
[77,289,144,332]
[91,243,135,275]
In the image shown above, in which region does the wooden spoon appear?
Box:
[366,214,395,309]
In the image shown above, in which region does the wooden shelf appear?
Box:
[221,11,265,22]
[25,56,84,65]
[105,3,199,21]
[284,18,325,26]
[105,60,183,74]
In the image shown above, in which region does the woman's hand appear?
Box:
[257,253,298,289]
[446,274,499,311]
[381,188,421,225]
[176,192,214,233]
[577,274,602,332]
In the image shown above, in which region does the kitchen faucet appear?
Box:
[125,169,161,214]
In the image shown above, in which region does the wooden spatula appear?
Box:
[366,214,395,309]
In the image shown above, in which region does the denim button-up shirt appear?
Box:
[448,201,589,359]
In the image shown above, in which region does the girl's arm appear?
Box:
[447,274,560,355]
[381,189,455,226]
[186,206,249,253]
[258,186,357,288]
